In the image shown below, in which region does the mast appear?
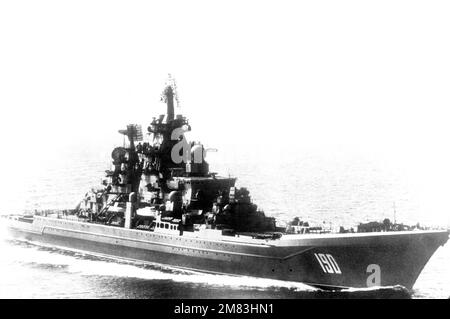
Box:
[161,75,178,122]
[164,85,175,122]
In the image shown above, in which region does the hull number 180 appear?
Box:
[314,253,342,274]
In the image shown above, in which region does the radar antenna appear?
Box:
[118,124,143,149]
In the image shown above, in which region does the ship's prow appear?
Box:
[274,229,449,290]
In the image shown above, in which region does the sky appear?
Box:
[0,1,449,223]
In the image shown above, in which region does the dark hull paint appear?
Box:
[4,216,448,290]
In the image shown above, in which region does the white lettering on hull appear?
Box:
[314,253,342,274]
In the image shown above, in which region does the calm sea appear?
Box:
[0,142,448,299]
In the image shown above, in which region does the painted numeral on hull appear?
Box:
[314,253,342,274]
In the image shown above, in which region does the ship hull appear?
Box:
[3,216,448,290]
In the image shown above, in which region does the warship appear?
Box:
[2,78,448,290]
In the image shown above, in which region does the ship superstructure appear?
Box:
[79,77,276,237]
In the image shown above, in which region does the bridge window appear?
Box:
[165,224,169,229]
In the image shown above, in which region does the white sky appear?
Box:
[0,1,449,223]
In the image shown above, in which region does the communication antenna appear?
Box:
[173,77,181,109]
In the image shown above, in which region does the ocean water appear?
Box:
[0,141,449,299]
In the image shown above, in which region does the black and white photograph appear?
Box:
[0,0,449,304]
